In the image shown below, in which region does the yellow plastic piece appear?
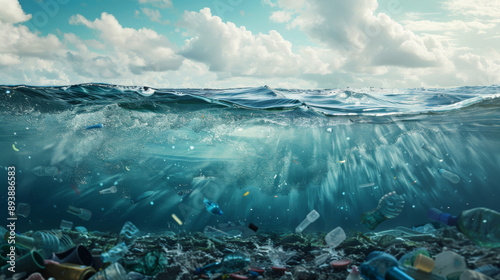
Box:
[413,253,434,273]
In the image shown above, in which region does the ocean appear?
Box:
[1,83,500,236]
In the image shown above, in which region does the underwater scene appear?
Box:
[1,84,500,280]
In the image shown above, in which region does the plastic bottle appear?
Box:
[438,169,460,184]
[295,210,320,233]
[8,231,74,258]
[361,192,405,230]
[99,185,117,195]
[359,251,413,280]
[67,206,92,221]
[195,252,250,275]
[428,207,500,248]
[101,243,129,263]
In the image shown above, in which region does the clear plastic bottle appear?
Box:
[295,210,320,233]
[99,186,117,195]
[438,169,460,184]
[101,243,129,263]
[428,207,500,248]
[67,206,92,221]
[12,231,73,257]
[195,252,250,275]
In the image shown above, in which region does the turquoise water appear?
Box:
[1,84,499,234]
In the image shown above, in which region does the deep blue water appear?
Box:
[1,84,499,235]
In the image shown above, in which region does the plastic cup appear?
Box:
[325,227,346,249]
[413,254,434,273]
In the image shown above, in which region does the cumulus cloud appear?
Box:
[69,12,183,74]
[0,0,69,84]
[64,33,121,79]
[178,8,300,77]
[0,0,31,24]
[280,0,445,70]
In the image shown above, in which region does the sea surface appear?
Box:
[1,84,500,235]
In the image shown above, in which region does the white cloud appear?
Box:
[178,8,301,77]
[0,0,68,85]
[283,0,445,70]
[69,12,183,73]
[444,0,500,17]
[0,0,31,24]
[139,0,173,9]
[270,10,292,23]
[141,8,170,24]
[64,33,121,79]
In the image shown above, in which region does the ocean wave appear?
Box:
[1,83,499,116]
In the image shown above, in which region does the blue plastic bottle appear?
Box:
[428,207,500,248]
[359,251,414,280]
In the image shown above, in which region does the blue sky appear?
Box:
[1,0,500,88]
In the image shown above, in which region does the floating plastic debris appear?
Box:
[439,168,460,184]
[204,198,223,215]
[99,185,117,195]
[85,123,103,129]
[172,214,183,225]
[12,144,19,151]
[67,206,92,221]
[361,192,405,230]
[243,191,250,196]
[295,210,320,233]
